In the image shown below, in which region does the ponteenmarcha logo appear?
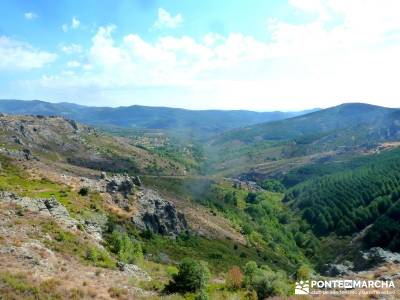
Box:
[295,280,310,294]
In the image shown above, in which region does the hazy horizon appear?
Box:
[3,98,400,113]
[1,0,400,110]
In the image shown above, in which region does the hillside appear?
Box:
[0,114,190,176]
[1,108,400,299]
[0,100,316,139]
[284,148,400,245]
[0,114,316,299]
[205,103,400,176]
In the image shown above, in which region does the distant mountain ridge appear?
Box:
[205,103,400,176]
[0,99,318,139]
[213,103,400,144]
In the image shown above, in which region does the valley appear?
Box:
[0,101,400,299]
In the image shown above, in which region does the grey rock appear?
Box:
[132,176,142,187]
[132,189,188,237]
[0,148,35,161]
[106,173,136,196]
[354,247,400,271]
[82,214,108,241]
[321,263,354,276]
[117,262,152,281]
[0,191,78,229]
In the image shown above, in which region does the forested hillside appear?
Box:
[284,148,400,250]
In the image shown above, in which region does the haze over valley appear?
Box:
[1,0,400,299]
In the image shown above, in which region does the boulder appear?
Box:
[117,262,151,281]
[0,191,78,229]
[132,189,189,237]
[106,173,136,196]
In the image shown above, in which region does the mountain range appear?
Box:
[0,100,400,299]
[0,99,317,139]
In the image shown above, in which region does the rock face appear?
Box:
[321,262,354,276]
[321,248,400,276]
[0,148,35,161]
[0,191,78,229]
[354,247,400,271]
[105,173,138,196]
[132,189,189,237]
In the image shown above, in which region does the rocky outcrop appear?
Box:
[132,189,189,237]
[0,191,78,229]
[321,262,354,276]
[354,247,400,271]
[321,247,400,276]
[105,173,138,196]
[117,262,151,281]
[0,147,35,160]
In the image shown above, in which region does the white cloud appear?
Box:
[66,60,81,68]
[72,17,80,29]
[24,12,38,20]
[62,24,68,32]
[153,8,183,29]
[16,0,400,109]
[61,43,82,54]
[62,17,81,32]
[0,36,56,70]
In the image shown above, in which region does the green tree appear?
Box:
[106,231,143,264]
[165,258,210,293]
[244,261,258,287]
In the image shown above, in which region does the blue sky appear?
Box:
[1,0,400,110]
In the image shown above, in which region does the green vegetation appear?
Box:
[259,179,285,193]
[39,220,115,269]
[364,199,400,251]
[142,234,264,273]
[143,176,317,273]
[105,230,143,264]
[242,261,291,299]
[285,148,400,239]
[1,103,400,299]
[0,272,89,300]
[206,103,400,176]
[165,258,210,293]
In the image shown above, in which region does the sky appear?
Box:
[0,0,400,111]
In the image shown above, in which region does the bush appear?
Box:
[243,261,291,298]
[296,264,312,280]
[106,231,143,264]
[165,258,210,293]
[226,266,243,290]
[252,269,290,299]
[244,261,258,287]
[78,187,89,196]
[85,247,114,268]
[195,289,210,300]
[260,179,285,193]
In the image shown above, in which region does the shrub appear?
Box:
[78,187,89,196]
[252,269,290,299]
[195,288,210,300]
[165,258,210,293]
[260,179,285,193]
[106,231,143,264]
[296,264,312,280]
[85,247,115,268]
[226,266,243,290]
[244,261,258,287]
